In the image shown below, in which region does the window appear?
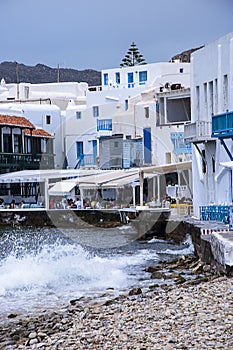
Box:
[24,86,29,99]
[103,73,108,86]
[125,99,129,111]
[46,115,51,124]
[115,72,120,84]
[144,106,149,118]
[214,78,218,113]
[93,106,99,117]
[223,74,228,110]
[209,81,214,115]
[204,83,207,118]
[212,157,215,173]
[202,150,206,174]
[128,72,134,88]
[14,135,22,153]
[179,68,184,73]
[139,71,147,85]
[196,86,200,121]
[76,111,81,119]
[97,119,112,131]
[3,134,12,153]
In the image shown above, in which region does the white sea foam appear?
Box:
[157,234,194,255]
[0,238,161,318]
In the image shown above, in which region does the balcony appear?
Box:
[212,110,233,138]
[97,119,112,131]
[0,153,54,170]
[170,132,192,154]
[184,120,212,143]
[75,154,96,169]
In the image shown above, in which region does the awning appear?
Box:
[49,180,77,196]
[142,161,192,174]
[78,170,140,189]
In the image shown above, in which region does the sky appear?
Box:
[1,0,233,71]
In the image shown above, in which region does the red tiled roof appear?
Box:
[24,128,53,138]
[0,114,35,128]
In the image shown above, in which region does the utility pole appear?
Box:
[16,62,19,99]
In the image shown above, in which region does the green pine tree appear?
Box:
[120,42,146,67]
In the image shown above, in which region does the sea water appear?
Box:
[0,225,194,321]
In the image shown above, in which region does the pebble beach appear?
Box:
[1,273,232,349]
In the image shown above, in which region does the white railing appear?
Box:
[184,120,212,141]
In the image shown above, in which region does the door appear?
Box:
[143,128,152,164]
[92,140,97,165]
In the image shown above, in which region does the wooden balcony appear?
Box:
[0,153,55,170]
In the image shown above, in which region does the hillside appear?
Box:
[170,46,204,62]
[0,47,204,87]
[0,62,101,86]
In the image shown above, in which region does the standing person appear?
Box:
[10,199,15,209]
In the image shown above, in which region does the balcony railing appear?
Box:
[212,110,233,138]
[97,119,112,131]
[184,120,212,142]
[200,205,230,223]
[0,153,54,170]
[75,154,96,169]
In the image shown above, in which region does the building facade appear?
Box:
[184,31,233,219]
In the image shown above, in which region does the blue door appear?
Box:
[93,140,97,165]
[143,128,152,164]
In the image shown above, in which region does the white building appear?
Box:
[0,103,64,168]
[184,31,233,219]
[65,61,191,168]
[0,81,88,169]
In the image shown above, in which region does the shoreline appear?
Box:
[1,256,233,349]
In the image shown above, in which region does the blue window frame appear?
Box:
[76,111,81,119]
[115,72,120,84]
[93,106,99,117]
[103,73,108,86]
[76,141,83,158]
[128,72,134,88]
[139,71,147,85]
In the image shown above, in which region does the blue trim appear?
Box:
[212,110,233,138]
[143,128,152,164]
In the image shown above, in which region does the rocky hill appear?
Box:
[0,62,101,86]
[170,46,204,62]
[0,47,204,87]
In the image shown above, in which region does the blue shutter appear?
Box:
[143,128,152,164]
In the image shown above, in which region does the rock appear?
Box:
[192,262,203,273]
[128,287,142,296]
[28,331,37,339]
[151,271,166,279]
